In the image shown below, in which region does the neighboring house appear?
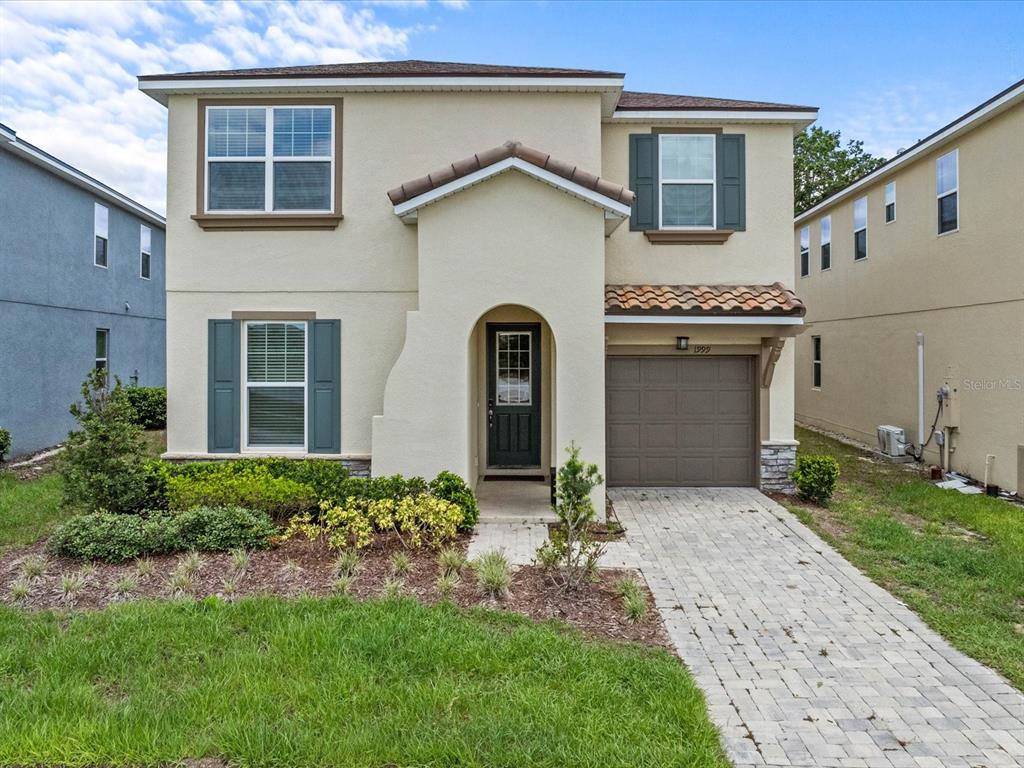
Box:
[794,79,1024,493]
[0,123,166,459]
[138,59,816,509]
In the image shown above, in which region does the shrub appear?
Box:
[790,454,841,504]
[124,386,167,430]
[166,465,315,520]
[429,471,479,530]
[47,507,276,563]
[0,427,11,462]
[60,370,150,514]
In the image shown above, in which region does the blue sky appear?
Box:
[1,0,1020,213]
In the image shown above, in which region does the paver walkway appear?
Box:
[610,487,1024,768]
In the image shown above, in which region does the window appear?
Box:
[140,225,152,280]
[205,105,334,214]
[853,197,867,260]
[812,335,822,389]
[244,321,306,449]
[820,216,831,270]
[496,331,532,405]
[936,149,958,234]
[94,204,108,267]
[95,329,109,371]
[799,226,810,277]
[884,181,896,223]
[659,134,715,229]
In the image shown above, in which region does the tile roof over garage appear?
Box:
[606,283,806,316]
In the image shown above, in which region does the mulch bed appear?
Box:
[0,533,670,651]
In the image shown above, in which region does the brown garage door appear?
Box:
[606,356,757,486]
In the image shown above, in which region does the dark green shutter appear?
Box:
[629,134,658,231]
[208,319,240,453]
[308,319,341,454]
[716,134,746,231]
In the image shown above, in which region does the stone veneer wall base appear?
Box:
[760,442,797,493]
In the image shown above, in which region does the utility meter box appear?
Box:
[942,366,961,429]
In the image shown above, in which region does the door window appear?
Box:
[496,331,531,405]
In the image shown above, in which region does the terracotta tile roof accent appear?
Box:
[605,283,806,317]
[387,141,635,207]
[139,60,624,81]
[616,90,817,112]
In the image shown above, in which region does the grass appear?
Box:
[0,597,728,767]
[0,472,66,552]
[785,426,1024,689]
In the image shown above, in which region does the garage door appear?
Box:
[606,356,756,486]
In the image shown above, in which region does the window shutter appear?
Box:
[308,319,341,454]
[629,134,658,231]
[208,319,240,453]
[716,134,746,231]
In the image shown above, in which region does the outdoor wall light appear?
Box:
[676,336,689,351]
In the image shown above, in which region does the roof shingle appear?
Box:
[605,284,805,317]
[616,90,816,112]
[387,141,635,207]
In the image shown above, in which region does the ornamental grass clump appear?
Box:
[473,550,511,600]
[435,572,459,601]
[60,572,86,601]
[9,580,30,602]
[113,574,138,597]
[382,578,405,600]
[333,551,361,578]
[438,547,466,577]
[616,576,648,624]
[20,555,46,581]
[391,552,411,577]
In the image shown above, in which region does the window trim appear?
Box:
[819,215,831,271]
[853,196,868,261]
[139,225,152,280]
[799,226,810,278]
[884,181,896,224]
[811,335,822,390]
[241,320,308,453]
[195,98,343,231]
[936,148,959,236]
[93,203,108,269]
[657,133,716,231]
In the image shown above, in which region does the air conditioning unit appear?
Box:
[877,425,907,457]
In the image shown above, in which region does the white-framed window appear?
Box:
[812,335,822,389]
[243,321,307,450]
[799,226,810,278]
[820,215,831,270]
[93,203,108,268]
[884,181,896,223]
[658,134,715,229]
[205,105,335,214]
[496,331,532,405]
[853,197,867,261]
[140,225,152,280]
[936,149,958,234]
[95,328,109,372]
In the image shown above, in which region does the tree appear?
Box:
[794,126,887,215]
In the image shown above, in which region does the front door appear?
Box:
[487,323,541,467]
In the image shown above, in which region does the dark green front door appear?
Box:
[487,323,541,467]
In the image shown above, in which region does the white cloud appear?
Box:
[0,0,455,213]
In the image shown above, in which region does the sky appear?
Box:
[1,0,1021,215]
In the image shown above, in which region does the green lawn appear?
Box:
[0,597,728,768]
[786,426,1024,689]
[0,472,66,552]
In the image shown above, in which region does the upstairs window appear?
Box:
[205,105,335,214]
[820,216,831,270]
[812,335,822,389]
[95,328,109,372]
[884,181,896,223]
[853,197,867,260]
[140,225,152,280]
[936,149,958,234]
[799,226,810,277]
[94,204,108,267]
[659,134,715,229]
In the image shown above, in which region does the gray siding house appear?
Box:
[0,123,166,458]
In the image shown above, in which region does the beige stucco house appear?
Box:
[139,60,817,510]
[794,79,1024,493]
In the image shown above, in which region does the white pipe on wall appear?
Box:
[917,333,925,449]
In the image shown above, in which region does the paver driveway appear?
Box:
[609,487,1024,768]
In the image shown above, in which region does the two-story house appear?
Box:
[794,79,1024,494]
[139,60,816,509]
[0,123,166,459]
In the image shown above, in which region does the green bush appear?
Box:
[124,386,167,430]
[166,464,315,520]
[0,427,10,462]
[47,506,276,563]
[790,454,841,504]
[60,370,150,514]
[429,471,479,530]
